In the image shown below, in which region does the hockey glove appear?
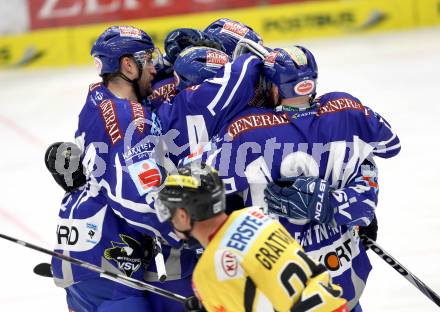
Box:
[184,296,205,312]
[45,142,87,192]
[264,177,333,224]
[359,214,378,250]
[232,38,270,60]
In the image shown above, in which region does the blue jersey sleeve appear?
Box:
[316,92,401,159]
[77,87,180,247]
[331,158,378,227]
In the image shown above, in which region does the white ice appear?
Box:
[0,27,439,311]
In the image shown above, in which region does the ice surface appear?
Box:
[0,27,439,311]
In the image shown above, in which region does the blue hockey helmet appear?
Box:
[173,46,231,91]
[204,18,263,56]
[91,25,157,76]
[164,28,225,65]
[264,46,318,99]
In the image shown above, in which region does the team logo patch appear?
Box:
[104,234,142,277]
[206,51,229,67]
[221,21,249,39]
[227,112,290,139]
[118,26,142,39]
[294,80,315,95]
[127,159,162,195]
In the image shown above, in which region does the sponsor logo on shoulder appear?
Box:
[148,82,177,102]
[130,101,145,134]
[317,97,369,117]
[227,112,289,139]
[89,82,102,92]
[99,99,123,144]
[222,209,271,253]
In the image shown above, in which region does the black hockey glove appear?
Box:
[359,214,378,250]
[184,296,205,312]
[44,142,87,192]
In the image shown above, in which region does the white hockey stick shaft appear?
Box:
[153,236,167,282]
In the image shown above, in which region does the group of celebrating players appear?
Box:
[46,17,400,312]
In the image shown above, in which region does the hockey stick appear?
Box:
[33,238,168,282]
[0,232,188,304]
[361,235,440,307]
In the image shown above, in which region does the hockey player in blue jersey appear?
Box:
[155,45,265,167]
[149,18,262,112]
[50,26,198,312]
[204,18,263,56]
[148,28,225,110]
[199,45,400,311]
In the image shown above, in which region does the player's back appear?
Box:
[213,91,400,197]
[193,207,347,312]
[205,91,400,308]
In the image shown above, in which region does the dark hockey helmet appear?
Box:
[173,46,231,91]
[91,25,160,76]
[204,18,263,56]
[264,46,318,99]
[156,162,225,223]
[164,28,225,65]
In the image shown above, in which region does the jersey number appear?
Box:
[279,250,324,311]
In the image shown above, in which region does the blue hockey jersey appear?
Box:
[52,82,197,289]
[156,53,263,165]
[201,91,400,309]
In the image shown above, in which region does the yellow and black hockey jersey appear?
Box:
[192,207,348,312]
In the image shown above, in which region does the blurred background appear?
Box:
[1,0,440,311]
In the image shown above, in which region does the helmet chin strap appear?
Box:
[118,60,144,102]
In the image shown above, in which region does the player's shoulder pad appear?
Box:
[315,91,371,118]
